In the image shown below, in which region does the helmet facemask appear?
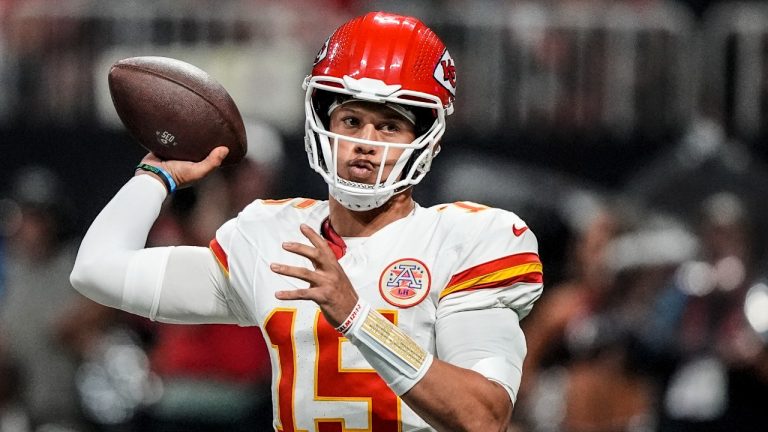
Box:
[303,75,447,211]
[303,12,456,211]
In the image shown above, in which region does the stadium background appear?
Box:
[2,0,768,431]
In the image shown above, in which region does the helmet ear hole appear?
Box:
[412,107,436,136]
[312,89,338,130]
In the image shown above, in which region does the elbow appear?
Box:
[443,415,507,432]
[445,398,511,432]
[462,413,510,432]
[462,389,512,431]
[69,259,92,296]
[69,260,117,308]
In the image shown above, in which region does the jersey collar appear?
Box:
[321,218,347,259]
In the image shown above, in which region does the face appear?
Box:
[328,101,416,185]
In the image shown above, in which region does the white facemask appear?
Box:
[303,75,447,211]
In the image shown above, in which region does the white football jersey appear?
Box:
[210,198,543,431]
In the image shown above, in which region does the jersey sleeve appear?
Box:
[208,198,325,325]
[210,218,236,275]
[209,217,257,325]
[436,206,543,320]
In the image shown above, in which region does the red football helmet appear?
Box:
[304,11,457,210]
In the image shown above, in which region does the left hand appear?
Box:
[271,224,358,327]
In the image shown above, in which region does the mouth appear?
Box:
[347,159,377,180]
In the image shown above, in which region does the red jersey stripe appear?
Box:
[441,253,542,298]
[447,270,543,293]
[209,238,230,275]
[448,253,540,286]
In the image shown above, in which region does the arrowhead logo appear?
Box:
[313,36,330,65]
[512,225,528,237]
[433,49,457,96]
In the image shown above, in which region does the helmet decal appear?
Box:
[313,36,330,66]
[434,49,457,96]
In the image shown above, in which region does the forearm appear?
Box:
[340,301,520,430]
[402,307,519,431]
[70,175,235,323]
[70,174,167,311]
[403,360,512,431]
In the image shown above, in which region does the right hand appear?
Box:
[135,146,229,189]
[272,224,360,329]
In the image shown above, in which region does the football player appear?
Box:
[71,12,543,431]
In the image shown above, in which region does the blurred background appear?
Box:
[2,0,768,431]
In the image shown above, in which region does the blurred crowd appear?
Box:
[2,1,768,432]
[0,120,284,432]
[514,189,768,432]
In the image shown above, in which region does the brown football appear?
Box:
[108,56,247,165]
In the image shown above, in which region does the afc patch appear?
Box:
[379,258,431,308]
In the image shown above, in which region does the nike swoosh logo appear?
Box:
[512,225,528,237]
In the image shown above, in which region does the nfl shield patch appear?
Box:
[379,258,431,308]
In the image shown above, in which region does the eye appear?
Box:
[341,116,359,128]
[378,122,401,134]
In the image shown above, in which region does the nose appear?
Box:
[354,124,377,154]
[358,123,378,141]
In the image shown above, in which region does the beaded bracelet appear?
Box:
[135,163,177,194]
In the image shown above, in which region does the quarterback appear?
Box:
[71,12,543,431]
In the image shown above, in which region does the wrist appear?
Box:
[134,169,163,184]
[335,298,365,334]
[135,163,177,194]
[341,298,433,395]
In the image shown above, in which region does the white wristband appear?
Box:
[342,299,433,395]
[335,298,365,334]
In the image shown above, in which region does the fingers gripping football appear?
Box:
[272,224,359,327]
[136,146,229,189]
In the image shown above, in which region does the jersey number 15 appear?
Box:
[265,308,401,431]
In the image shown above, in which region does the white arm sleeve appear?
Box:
[435,307,527,404]
[70,175,237,324]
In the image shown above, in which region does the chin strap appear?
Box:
[328,184,393,211]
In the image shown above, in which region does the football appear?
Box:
[108,56,247,165]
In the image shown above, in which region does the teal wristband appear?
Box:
[135,163,177,194]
